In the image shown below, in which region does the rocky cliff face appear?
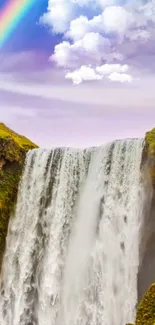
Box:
[0,122,38,268]
[137,129,155,302]
[135,129,155,325]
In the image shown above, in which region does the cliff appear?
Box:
[1,123,155,323]
[141,128,155,188]
[131,129,155,325]
[0,122,38,267]
[136,283,155,325]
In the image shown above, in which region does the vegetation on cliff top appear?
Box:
[142,128,155,188]
[145,128,155,155]
[0,122,38,267]
[0,122,37,148]
[0,122,38,161]
[136,283,155,325]
[125,284,155,325]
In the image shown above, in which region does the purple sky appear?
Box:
[0,0,155,147]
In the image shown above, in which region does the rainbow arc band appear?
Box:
[0,0,36,47]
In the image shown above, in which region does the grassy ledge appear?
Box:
[145,129,155,155]
[0,122,38,267]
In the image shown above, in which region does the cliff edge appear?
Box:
[141,128,155,188]
[133,129,155,325]
[0,122,38,267]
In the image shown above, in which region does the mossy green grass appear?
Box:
[0,122,38,267]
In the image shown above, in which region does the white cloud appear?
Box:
[65,65,102,84]
[97,0,116,9]
[64,7,137,42]
[40,0,155,84]
[139,0,155,23]
[40,0,151,38]
[50,41,74,68]
[102,6,134,35]
[70,0,93,6]
[75,32,109,52]
[51,32,111,68]
[65,16,90,41]
[127,29,151,42]
[108,72,133,82]
[96,63,129,75]
[39,0,74,33]
[65,63,132,84]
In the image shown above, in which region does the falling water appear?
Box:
[0,139,144,325]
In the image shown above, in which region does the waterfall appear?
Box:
[0,139,144,325]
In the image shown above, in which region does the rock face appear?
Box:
[138,129,155,303]
[136,129,155,325]
[0,122,38,268]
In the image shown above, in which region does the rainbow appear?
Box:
[0,0,36,47]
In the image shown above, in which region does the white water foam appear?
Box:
[0,140,144,325]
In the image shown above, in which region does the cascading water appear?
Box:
[0,139,144,325]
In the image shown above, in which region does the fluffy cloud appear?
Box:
[65,16,91,41]
[40,0,155,84]
[65,63,132,84]
[108,72,133,83]
[51,33,111,68]
[65,7,135,42]
[139,0,155,23]
[102,6,135,35]
[96,63,129,75]
[65,65,102,84]
[126,29,151,42]
[39,0,74,34]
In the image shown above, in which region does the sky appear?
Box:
[0,0,155,147]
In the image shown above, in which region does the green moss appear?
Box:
[125,284,155,325]
[142,128,155,187]
[145,129,155,155]
[136,283,155,325]
[0,122,38,268]
[0,122,38,150]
